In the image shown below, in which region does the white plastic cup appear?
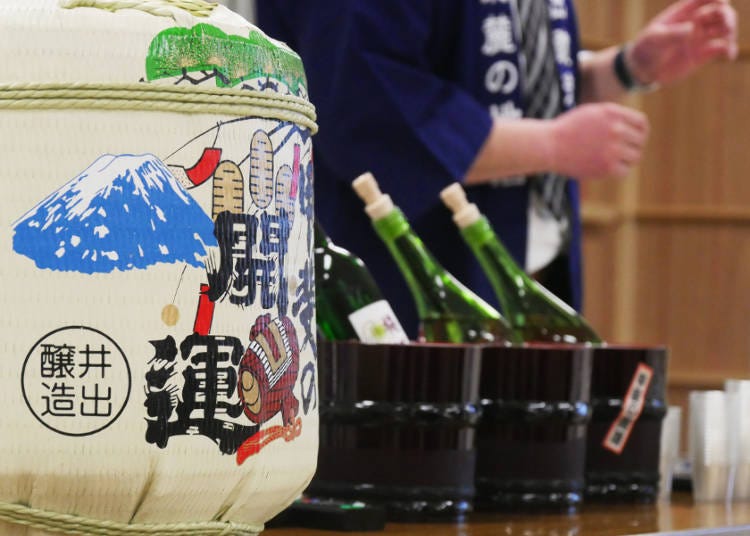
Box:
[659,406,682,501]
[725,380,750,501]
[689,390,731,502]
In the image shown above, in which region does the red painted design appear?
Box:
[290,144,300,199]
[238,314,300,425]
[186,147,222,186]
[193,284,215,335]
[235,417,302,465]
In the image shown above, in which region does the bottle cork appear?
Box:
[352,172,394,220]
[439,183,480,229]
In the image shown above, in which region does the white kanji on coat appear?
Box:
[548,0,568,19]
[481,15,516,56]
[561,71,576,108]
[485,60,519,94]
[490,102,523,119]
[552,29,573,66]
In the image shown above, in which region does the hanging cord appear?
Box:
[0,501,261,536]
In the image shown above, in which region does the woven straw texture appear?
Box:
[0,1,318,534]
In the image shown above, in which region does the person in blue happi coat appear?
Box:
[256,0,737,339]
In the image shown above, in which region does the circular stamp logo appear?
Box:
[21,326,131,437]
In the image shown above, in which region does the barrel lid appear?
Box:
[0,0,309,99]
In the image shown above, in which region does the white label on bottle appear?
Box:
[348,300,409,344]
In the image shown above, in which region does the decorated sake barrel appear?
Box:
[312,340,482,521]
[0,1,318,534]
[475,344,593,512]
[585,345,668,502]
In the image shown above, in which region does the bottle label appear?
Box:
[348,300,409,344]
[602,362,654,454]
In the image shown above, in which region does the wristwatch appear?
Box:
[614,45,659,93]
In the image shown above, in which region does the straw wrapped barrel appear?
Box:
[0,1,318,534]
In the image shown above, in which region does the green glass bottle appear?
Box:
[440,183,602,344]
[315,220,409,343]
[352,173,519,344]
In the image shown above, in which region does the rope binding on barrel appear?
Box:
[59,0,218,18]
[0,501,262,535]
[0,83,318,133]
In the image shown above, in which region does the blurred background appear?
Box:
[575,1,750,446]
[216,0,253,21]
[219,0,749,446]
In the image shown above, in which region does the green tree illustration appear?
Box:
[146,24,306,94]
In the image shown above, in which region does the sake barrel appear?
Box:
[313,340,482,521]
[0,1,318,534]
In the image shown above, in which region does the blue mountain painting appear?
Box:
[13,153,218,274]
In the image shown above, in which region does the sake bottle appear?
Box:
[352,173,518,344]
[440,183,602,344]
[315,219,409,343]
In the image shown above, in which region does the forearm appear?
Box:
[578,46,630,104]
[464,118,554,185]
[465,102,649,183]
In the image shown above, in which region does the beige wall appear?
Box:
[576,0,750,445]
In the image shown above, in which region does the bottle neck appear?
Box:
[371,208,445,316]
[461,216,601,343]
[461,216,536,316]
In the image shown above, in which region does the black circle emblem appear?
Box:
[21,326,131,437]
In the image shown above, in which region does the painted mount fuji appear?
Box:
[13,153,218,274]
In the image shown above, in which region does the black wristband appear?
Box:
[613,46,658,93]
[614,46,636,90]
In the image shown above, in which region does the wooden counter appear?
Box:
[265,494,750,535]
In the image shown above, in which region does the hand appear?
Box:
[549,103,650,179]
[627,0,738,86]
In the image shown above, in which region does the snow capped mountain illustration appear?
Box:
[13,153,218,274]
